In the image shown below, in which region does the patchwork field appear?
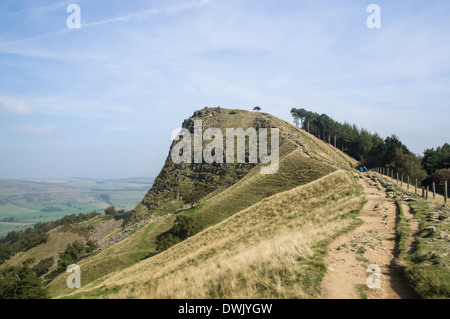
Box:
[0,178,153,237]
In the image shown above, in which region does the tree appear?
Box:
[422,143,450,175]
[104,206,117,215]
[57,241,85,272]
[431,169,450,185]
[32,257,54,277]
[156,234,181,252]
[253,106,261,112]
[156,215,203,252]
[0,265,49,299]
[290,108,300,127]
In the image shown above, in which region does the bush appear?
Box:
[431,168,450,185]
[171,215,202,240]
[104,206,117,215]
[156,234,181,252]
[56,240,98,273]
[0,265,49,299]
[32,257,54,277]
[156,215,203,252]
[57,241,86,272]
[85,240,98,254]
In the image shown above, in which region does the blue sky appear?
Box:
[0,0,449,179]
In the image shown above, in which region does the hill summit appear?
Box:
[129,107,356,226]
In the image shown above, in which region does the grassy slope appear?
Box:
[47,109,358,298]
[60,170,363,299]
[0,215,111,272]
[134,108,356,221]
[404,201,450,298]
[47,143,338,296]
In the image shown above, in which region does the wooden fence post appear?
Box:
[445,181,448,204]
[401,175,403,187]
[407,176,410,191]
[426,186,429,200]
[432,182,436,199]
[415,179,417,195]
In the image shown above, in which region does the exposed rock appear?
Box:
[426,251,441,260]
[97,216,165,250]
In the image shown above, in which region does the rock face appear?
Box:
[126,107,281,226]
[95,216,165,250]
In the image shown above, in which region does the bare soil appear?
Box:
[320,174,417,299]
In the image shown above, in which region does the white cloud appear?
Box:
[0,96,33,115]
[10,125,56,137]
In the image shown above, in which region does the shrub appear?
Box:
[156,234,181,252]
[32,257,54,277]
[156,216,203,252]
[57,241,86,272]
[0,265,49,299]
[431,168,450,185]
[104,206,117,215]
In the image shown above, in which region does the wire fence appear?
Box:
[370,167,448,204]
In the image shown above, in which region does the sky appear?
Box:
[0,0,449,179]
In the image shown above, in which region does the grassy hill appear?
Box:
[0,107,362,299]
[37,107,359,298]
[60,170,363,299]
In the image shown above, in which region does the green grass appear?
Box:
[357,284,369,299]
[193,148,337,229]
[57,170,363,299]
[398,200,450,299]
[395,200,410,257]
[0,224,32,238]
[0,179,151,239]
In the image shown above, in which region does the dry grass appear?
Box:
[60,170,363,299]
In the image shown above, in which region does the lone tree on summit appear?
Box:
[253,106,261,112]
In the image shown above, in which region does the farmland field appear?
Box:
[0,178,153,237]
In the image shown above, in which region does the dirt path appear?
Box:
[320,174,416,299]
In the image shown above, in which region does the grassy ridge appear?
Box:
[194,147,337,228]
[59,170,363,299]
[47,144,338,297]
[46,109,358,298]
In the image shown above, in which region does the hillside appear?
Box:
[60,170,363,299]
[0,107,362,299]
[129,107,355,225]
[35,107,358,298]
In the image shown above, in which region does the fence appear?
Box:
[370,167,448,204]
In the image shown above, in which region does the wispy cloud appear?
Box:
[0,0,73,17]
[0,96,33,115]
[9,125,56,137]
[83,0,212,27]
